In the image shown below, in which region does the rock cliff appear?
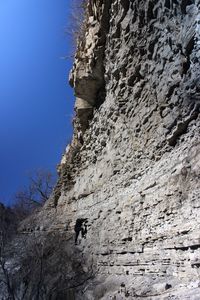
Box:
[19,0,200,299]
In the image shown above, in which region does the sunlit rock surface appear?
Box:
[18,0,200,299]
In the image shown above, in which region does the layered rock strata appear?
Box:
[22,0,200,299]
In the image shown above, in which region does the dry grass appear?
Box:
[64,0,89,58]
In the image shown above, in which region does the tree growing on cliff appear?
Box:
[13,169,56,216]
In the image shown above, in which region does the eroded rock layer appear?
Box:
[26,0,200,299]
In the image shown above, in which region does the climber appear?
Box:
[77,127,84,145]
[74,218,88,245]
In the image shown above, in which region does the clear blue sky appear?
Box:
[0,0,75,205]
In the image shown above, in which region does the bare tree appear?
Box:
[0,225,16,299]
[0,224,94,300]
[64,0,89,56]
[0,230,46,300]
[13,169,55,215]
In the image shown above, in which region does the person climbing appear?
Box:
[82,219,88,238]
[74,218,88,245]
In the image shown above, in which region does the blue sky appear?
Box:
[0,0,75,205]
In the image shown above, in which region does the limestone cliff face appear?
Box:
[26,0,200,299]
